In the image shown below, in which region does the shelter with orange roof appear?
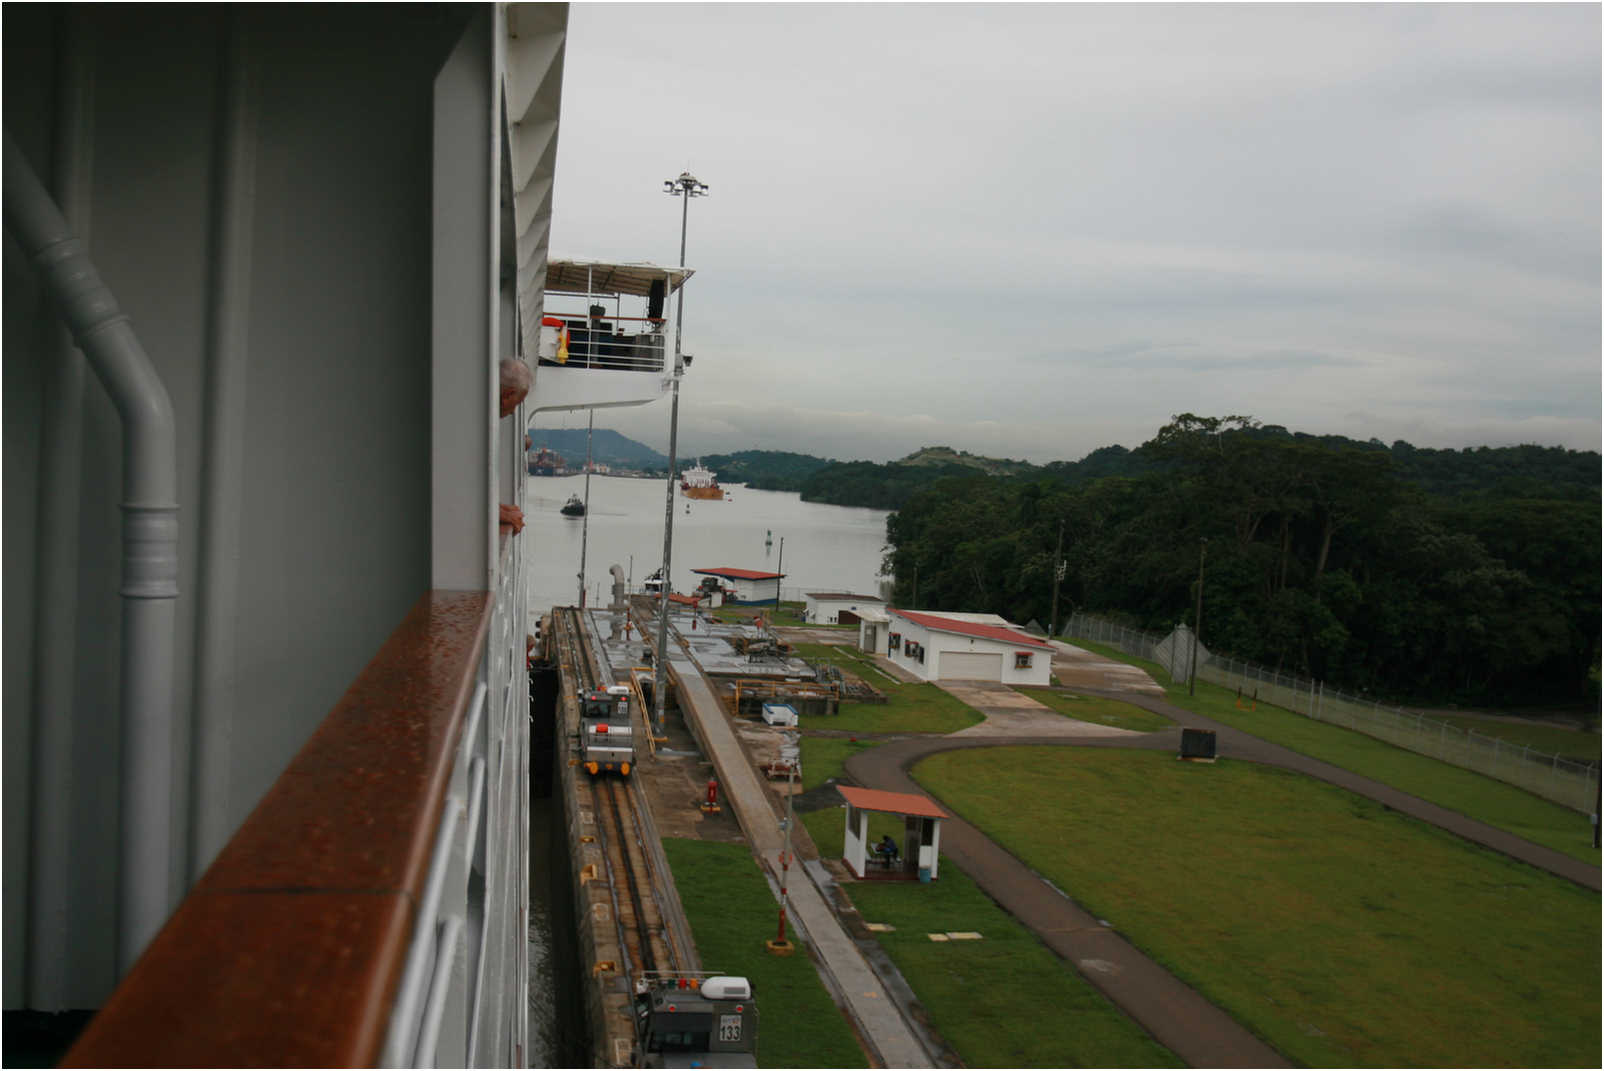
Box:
[836,785,949,882]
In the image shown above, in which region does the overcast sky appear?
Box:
[544,3,1600,464]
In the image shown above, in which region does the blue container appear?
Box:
[918,866,931,883]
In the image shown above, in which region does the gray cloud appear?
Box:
[553,3,1600,465]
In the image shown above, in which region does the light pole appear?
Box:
[577,409,594,607]
[1189,538,1206,697]
[654,171,708,735]
[1048,518,1065,639]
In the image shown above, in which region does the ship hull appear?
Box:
[680,485,723,500]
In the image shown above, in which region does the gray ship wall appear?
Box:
[2,6,475,1009]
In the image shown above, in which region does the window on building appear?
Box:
[1015,652,1033,670]
[889,632,901,652]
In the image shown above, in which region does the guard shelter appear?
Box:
[836,785,948,882]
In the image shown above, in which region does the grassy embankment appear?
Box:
[661,838,867,1068]
[793,714,1182,1066]
[790,643,983,734]
[913,746,1601,1068]
[1070,637,1600,864]
[1426,713,1599,761]
[712,601,809,627]
[849,859,1181,1068]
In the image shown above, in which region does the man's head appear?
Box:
[499,358,532,417]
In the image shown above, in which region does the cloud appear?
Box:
[554,4,1600,464]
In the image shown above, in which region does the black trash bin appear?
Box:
[1180,728,1217,760]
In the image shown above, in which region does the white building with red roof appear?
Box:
[689,566,785,605]
[863,608,1054,685]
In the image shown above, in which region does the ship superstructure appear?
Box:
[680,461,724,500]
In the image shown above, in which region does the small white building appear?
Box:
[690,567,784,605]
[803,591,886,625]
[862,609,1054,685]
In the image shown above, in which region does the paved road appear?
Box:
[839,653,1599,1068]
[846,735,1289,1069]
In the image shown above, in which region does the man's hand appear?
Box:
[499,503,525,533]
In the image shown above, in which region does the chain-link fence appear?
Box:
[1064,611,1600,814]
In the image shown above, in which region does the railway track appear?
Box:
[555,607,681,985]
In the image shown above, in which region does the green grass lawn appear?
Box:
[798,735,882,791]
[1069,638,1601,865]
[661,838,868,1068]
[848,861,1180,1068]
[1015,687,1174,731]
[787,646,983,734]
[713,601,808,627]
[913,746,1601,1068]
[1428,714,1600,762]
[792,642,900,689]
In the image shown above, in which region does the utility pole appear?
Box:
[654,171,707,735]
[577,409,594,607]
[1049,518,1065,639]
[775,536,784,610]
[1189,538,1206,696]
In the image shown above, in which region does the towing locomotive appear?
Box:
[634,972,758,1068]
[580,684,635,775]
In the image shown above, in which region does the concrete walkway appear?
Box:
[937,678,1142,739]
[663,644,934,1067]
[1049,638,1167,696]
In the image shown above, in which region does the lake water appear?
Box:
[522,474,890,612]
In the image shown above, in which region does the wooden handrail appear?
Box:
[64,590,492,1068]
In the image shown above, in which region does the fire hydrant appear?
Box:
[701,779,721,814]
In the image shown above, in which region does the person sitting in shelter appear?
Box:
[876,834,899,865]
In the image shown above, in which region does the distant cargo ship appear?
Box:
[679,461,723,500]
[528,445,569,477]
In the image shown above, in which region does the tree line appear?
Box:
[882,415,1600,707]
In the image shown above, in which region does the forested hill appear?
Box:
[529,427,667,470]
[697,450,835,491]
[795,432,1600,510]
[881,415,1601,708]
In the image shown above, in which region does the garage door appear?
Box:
[939,651,1003,680]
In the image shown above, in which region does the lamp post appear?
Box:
[1189,538,1206,697]
[654,171,707,735]
[774,536,784,611]
[1048,518,1065,639]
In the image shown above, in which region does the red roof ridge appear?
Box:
[836,784,949,819]
[892,609,1053,650]
[690,567,786,580]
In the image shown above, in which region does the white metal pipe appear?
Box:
[4,130,180,975]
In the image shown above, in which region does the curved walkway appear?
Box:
[845,735,1288,1069]
[840,669,1600,1068]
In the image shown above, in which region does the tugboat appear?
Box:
[561,494,586,517]
[679,460,723,500]
[641,567,664,596]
